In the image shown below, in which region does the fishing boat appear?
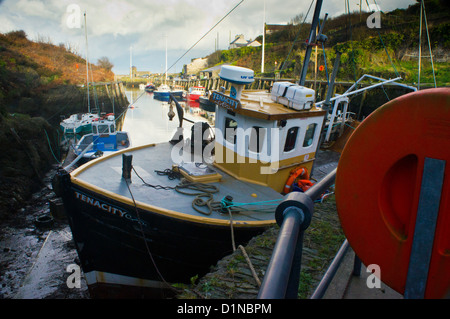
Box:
[73,113,131,163]
[199,91,217,112]
[154,85,184,101]
[60,112,99,135]
[153,84,171,99]
[187,86,206,101]
[144,83,156,92]
[170,85,185,99]
[55,64,326,298]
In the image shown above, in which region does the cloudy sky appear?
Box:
[0,0,416,75]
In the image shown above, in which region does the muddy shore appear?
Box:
[0,165,89,299]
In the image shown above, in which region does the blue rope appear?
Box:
[220,197,282,208]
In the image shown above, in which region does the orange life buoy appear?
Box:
[283,166,310,194]
[296,179,314,192]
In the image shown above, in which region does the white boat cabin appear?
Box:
[92,114,116,135]
[209,65,326,193]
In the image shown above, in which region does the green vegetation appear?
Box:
[177,195,345,299]
[0,30,114,119]
[205,0,450,86]
[0,31,120,218]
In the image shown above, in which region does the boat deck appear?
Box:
[71,142,281,226]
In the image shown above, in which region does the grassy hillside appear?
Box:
[0,30,114,118]
[206,0,450,86]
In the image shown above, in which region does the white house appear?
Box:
[229,34,261,49]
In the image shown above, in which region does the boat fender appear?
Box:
[283,166,310,194]
[295,179,314,192]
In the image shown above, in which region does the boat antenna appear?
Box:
[84,12,91,113]
[261,0,265,74]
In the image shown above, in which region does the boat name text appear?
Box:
[209,91,241,111]
[74,191,146,226]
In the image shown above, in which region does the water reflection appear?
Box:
[122,89,215,147]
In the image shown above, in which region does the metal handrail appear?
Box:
[258,168,337,299]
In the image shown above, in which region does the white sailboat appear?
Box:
[60,12,99,135]
[154,36,183,100]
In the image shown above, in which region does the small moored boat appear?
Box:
[60,112,99,135]
[73,113,131,162]
[187,86,206,101]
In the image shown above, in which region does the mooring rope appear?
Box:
[124,177,181,294]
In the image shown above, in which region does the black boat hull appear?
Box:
[58,171,267,298]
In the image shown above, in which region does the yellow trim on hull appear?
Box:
[70,143,276,228]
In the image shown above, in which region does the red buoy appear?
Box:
[335,88,450,298]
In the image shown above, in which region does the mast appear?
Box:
[84,12,91,113]
[165,36,168,84]
[261,0,266,74]
[130,46,133,82]
[418,0,423,90]
[298,0,323,86]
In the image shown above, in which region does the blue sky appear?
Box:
[0,0,416,75]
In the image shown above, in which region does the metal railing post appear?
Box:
[258,168,337,299]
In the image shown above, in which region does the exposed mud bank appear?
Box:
[0,165,89,299]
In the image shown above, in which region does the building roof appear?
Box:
[200,63,231,73]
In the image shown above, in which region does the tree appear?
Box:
[97,56,114,71]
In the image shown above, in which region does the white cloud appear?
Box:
[0,0,417,74]
[15,0,52,18]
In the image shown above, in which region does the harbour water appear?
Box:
[122,89,215,147]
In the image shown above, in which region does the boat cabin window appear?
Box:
[92,125,97,134]
[303,123,317,147]
[284,127,299,152]
[224,117,238,144]
[98,124,109,134]
[249,126,266,153]
[110,124,115,133]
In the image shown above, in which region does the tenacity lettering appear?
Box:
[74,191,145,225]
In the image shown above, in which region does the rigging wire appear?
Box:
[279,0,315,74]
[165,0,245,74]
[421,0,437,88]
[364,0,400,78]
[124,177,181,294]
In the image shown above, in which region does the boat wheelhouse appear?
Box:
[73,114,131,162]
[210,66,326,193]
